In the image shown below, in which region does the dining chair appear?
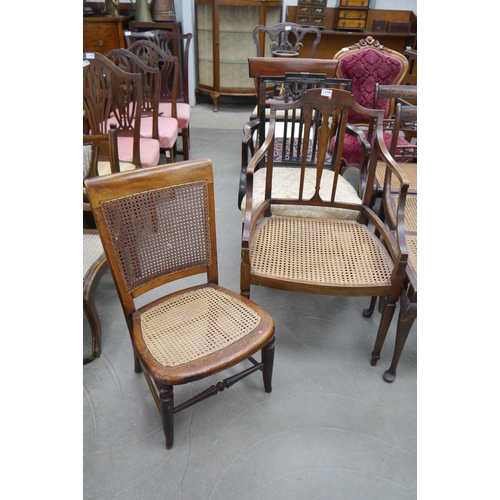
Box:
[83,52,160,168]
[359,84,417,201]
[252,22,321,58]
[83,126,119,364]
[241,88,409,363]
[105,47,178,163]
[85,159,276,449]
[125,30,193,160]
[368,144,417,382]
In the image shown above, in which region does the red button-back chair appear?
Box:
[330,36,409,170]
[83,52,160,168]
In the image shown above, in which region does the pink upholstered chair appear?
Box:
[157,32,193,160]
[125,30,193,160]
[83,52,161,168]
[105,48,178,163]
[330,37,409,170]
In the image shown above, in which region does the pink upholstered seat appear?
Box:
[116,136,160,168]
[159,102,190,129]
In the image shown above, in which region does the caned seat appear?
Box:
[85,159,275,449]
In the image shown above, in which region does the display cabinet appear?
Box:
[195,0,282,111]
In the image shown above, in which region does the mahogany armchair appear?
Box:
[241,88,410,364]
[85,159,275,449]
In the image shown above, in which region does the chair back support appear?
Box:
[105,48,162,134]
[334,36,409,124]
[85,159,218,321]
[157,32,192,106]
[127,40,180,108]
[243,88,408,238]
[253,22,321,58]
[83,52,144,166]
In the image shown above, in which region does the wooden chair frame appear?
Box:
[85,159,276,449]
[241,88,409,364]
[253,22,321,58]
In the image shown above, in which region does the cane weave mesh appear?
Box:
[376,161,417,190]
[406,234,417,278]
[404,196,417,233]
[83,232,105,282]
[140,287,261,367]
[100,181,211,294]
[250,217,393,286]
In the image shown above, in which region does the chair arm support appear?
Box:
[239,119,260,209]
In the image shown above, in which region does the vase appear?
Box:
[131,0,153,22]
[152,0,176,21]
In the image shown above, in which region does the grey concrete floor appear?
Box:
[83,100,417,499]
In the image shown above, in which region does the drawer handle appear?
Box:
[98,40,104,47]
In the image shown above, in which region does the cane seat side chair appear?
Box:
[104,48,178,163]
[330,36,409,169]
[359,84,417,201]
[252,22,322,58]
[125,30,193,160]
[83,52,160,168]
[83,126,119,364]
[85,159,276,450]
[369,141,417,382]
[241,88,409,362]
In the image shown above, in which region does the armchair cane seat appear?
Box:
[136,285,266,379]
[83,232,105,281]
[376,161,417,192]
[250,216,394,291]
[406,234,417,278]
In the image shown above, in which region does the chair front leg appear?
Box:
[160,384,175,449]
[262,335,275,393]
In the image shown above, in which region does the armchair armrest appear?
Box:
[239,118,260,209]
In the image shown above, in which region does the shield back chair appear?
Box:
[252,22,321,58]
[368,136,417,382]
[359,84,417,201]
[157,31,193,160]
[241,88,410,363]
[125,30,193,160]
[330,36,409,170]
[83,52,160,168]
[83,125,119,364]
[104,48,178,164]
[85,159,276,450]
